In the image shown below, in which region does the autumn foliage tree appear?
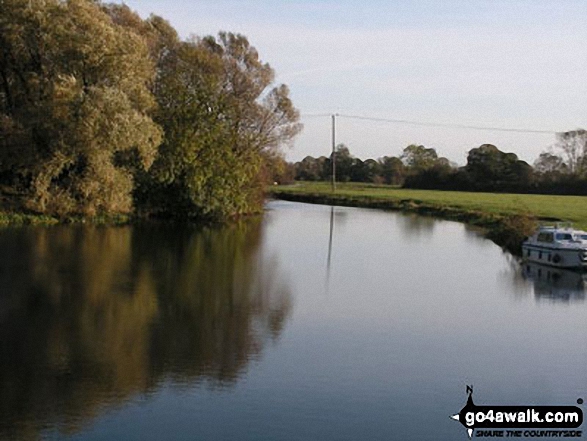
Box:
[0,0,162,216]
[0,1,301,219]
[141,30,302,219]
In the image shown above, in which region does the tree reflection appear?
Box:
[0,220,291,439]
[395,212,436,239]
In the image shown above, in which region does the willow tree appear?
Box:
[0,0,162,216]
[133,25,302,219]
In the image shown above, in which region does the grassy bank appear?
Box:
[270,182,587,253]
[0,211,132,227]
[0,191,131,226]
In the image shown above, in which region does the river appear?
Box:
[0,200,585,440]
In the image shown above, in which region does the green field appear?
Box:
[271,182,587,230]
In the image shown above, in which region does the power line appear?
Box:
[302,112,561,134]
[302,113,332,118]
[338,113,558,134]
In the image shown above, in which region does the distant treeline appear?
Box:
[291,130,587,195]
[0,0,300,219]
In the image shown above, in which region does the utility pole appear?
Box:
[331,114,336,192]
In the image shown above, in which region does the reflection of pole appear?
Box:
[331,114,336,192]
[326,206,334,283]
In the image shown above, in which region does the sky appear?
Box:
[118,0,586,165]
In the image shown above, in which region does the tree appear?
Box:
[199,32,302,156]
[400,144,438,172]
[378,156,405,185]
[0,2,301,219]
[295,156,322,181]
[362,159,383,183]
[329,144,354,182]
[260,151,295,185]
[555,129,587,176]
[139,30,302,218]
[0,0,162,216]
[465,144,533,191]
[534,151,567,174]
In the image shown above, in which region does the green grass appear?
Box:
[271,182,587,230]
[0,211,132,227]
[0,211,60,226]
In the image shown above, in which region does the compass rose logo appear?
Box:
[450,385,476,439]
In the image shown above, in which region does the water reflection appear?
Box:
[324,206,350,291]
[522,262,587,303]
[395,212,436,239]
[326,206,335,286]
[0,221,291,439]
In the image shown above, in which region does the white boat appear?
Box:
[522,224,587,269]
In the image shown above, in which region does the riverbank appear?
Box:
[0,192,134,226]
[0,192,257,227]
[3,182,586,254]
[270,182,587,254]
[0,211,132,226]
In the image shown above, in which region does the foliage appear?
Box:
[400,144,438,172]
[293,144,443,186]
[403,160,458,189]
[534,151,567,174]
[462,144,533,191]
[0,1,301,221]
[529,129,587,194]
[293,145,407,185]
[260,151,295,184]
[379,156,405,185]
[0,0,162,216]
[295,155,329,181]
[130,26,302,219]
[291,132,587,196]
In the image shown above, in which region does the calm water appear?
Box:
[1,200,586,440]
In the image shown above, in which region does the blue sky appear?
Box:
[119,0,587,164]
